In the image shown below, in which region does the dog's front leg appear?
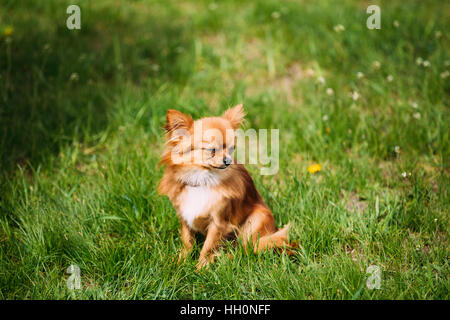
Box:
[196,223,224,269]
[178,219,195,262]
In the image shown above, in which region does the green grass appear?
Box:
[0,0,448,299]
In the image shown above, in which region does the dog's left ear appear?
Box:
[222,104,245,129]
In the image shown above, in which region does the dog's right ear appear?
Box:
[164,109,193,133]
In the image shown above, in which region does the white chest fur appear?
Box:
[178,186,220,230]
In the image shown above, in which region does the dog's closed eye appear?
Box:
[204,148,217,158]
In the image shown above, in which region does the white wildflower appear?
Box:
[322,115,329,121]
[440,71,449,79]
[413,112,421,119]
[423,60,430,67]
[357,72,364,79]
[271,11,281,19]
[387,75,394,82]
[372,61,381,69]
[435,31,442,38]
[334,24,345,32]
[351,91,359,101]
[394,146,400,154]
[317,76,325,84]
[410,102,419,109]
[69,72,79,82]
[401,172,407,178]
[393,20,400,28]
[326,88,334,95]
[416,57,423,65]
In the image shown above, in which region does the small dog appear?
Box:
[158,104,295,269]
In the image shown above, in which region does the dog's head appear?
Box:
[161,104,245,178]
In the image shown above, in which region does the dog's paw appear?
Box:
[196,255,215,270]
[196,259,209,270]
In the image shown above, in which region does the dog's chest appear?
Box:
[178,186,220,230]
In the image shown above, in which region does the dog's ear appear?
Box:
[164,109,193,133]
[222,104,245,129]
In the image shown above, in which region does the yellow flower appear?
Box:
[3,26,14,37]
[308,163,322,174]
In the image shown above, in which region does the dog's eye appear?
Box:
[228,146,235,154]
[205,148,216,155]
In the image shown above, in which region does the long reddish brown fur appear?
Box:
[157,104,296,269]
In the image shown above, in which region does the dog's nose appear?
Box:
[223,156,232,166]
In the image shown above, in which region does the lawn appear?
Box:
[0,0,448,299]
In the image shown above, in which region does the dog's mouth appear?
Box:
[210,165,228,170]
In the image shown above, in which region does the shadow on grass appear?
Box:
[0,1,193,175]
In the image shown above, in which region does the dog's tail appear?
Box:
[254,223,298,255]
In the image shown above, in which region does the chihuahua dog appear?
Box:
[158,104,294,269]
